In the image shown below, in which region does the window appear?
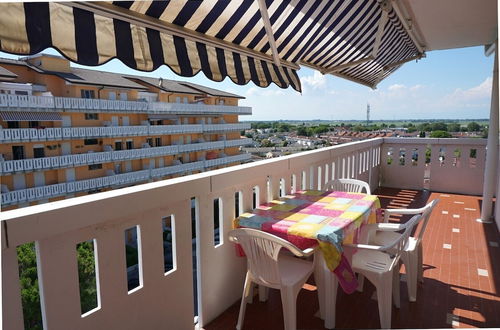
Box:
[7,121,19,128]
[12,146,25,160]
[183,97,188,103]
[126,140,134,150]
[115,141,123,151]
[155,137,162,147]
[15,90,29,95]
[81,90,95,99]
[29,121,40,128]
[33,147,45,158]
[84,139,99,145]
[146,138,153,147]
[88,164,102,170]
[108,92,116,100]
[120,93,128,101]
[175,96,181,103]
[85,113,99,120]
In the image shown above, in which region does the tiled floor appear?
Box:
[203,188,500,329]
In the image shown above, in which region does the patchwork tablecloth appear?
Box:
[234,190,382,293]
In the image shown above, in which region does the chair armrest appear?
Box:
[302,247,316,258]
[344,243,386,251]
[383,207,425,223]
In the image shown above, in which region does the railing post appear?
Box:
[479,39,498,223]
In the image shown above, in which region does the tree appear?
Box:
[430,130,452,138]
[447,123,461,132]
[17,242,98,329]
[297,125,308,136]
[467,122,481,132]
[431,122,448,131]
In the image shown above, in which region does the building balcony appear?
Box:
[0,138,253,175]
[1,137,497,329]
[1,153,252,205]
[0,123,251,143]
[0,94,252,115]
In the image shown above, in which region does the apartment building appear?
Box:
[0,54,252,210]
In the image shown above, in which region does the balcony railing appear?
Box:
[0,94,252,115]
[0,123,251,143]
[1,153,252,205]
[0,138,487,329]
[0,139,253,174]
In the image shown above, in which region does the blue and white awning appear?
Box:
[0,1,423,92]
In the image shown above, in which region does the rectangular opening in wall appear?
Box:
[317,166,322,190]
[213,198,223,247]
[16,242,43,330]
[301,171,306,190]
[76,239,100,316]
[252,186,259,209]
[280,178,285,197]
[469,148,477,168]
[191,197,200,318]
[387,148,393,165]
[399,148,406,166]
[162,215,176,275]
[453,148,461,167]
[291,174,296,194]
[425,146,431,165]
[411,148,418,166]
[124,226,142,293]
[235,191,242,218]
[439,147,446,166]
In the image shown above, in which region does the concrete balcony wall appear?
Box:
[380,138,487,195]
[0,94,252,115]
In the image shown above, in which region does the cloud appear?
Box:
[388,83,405,91]
[246,86,286,97]
[442,77,492,106]
[300,71,327,90]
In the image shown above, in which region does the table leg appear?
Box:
[313,249,337,329]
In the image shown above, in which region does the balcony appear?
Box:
[0,94,252,115]
[0,138,253,175]
[1,153,252,205]
[1,137,497,330]
[0,123,252,143]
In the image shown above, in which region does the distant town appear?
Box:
[241,119,489,160]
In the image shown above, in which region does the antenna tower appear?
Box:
[366,103,370,125]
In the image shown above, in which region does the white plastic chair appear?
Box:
[228,228,314,330]
[364,199,439,302]
[345,214,421,329]
[323,178,371,194]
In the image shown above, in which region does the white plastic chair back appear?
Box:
[228,228,304,287]
[380,214,421,268]
[414,199,439,244]
[323,178,371,194]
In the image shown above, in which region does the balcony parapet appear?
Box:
[1,153,252,205]
[0,123,251,143]
[0,139,253,174]
[0,94,252,115]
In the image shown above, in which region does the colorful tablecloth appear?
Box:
[233,190,382,293]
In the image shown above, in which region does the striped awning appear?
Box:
[0,1,424,91]
[0,111,62,121]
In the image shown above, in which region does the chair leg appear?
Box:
[407,250,419,302]
[417,242,424,283]
[259,285,269,302]
[392,267,400,309]
[376,274,393,329]
[237,273,252,330]
[357,274,365,292]
[280,287,297,330]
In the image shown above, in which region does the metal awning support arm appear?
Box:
[257,0,281,67]
[372,0,391,58]
[383,53,425,70]
[391,0,425,53]
[322,56,374,75]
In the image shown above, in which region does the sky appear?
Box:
[0,45,494,121]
